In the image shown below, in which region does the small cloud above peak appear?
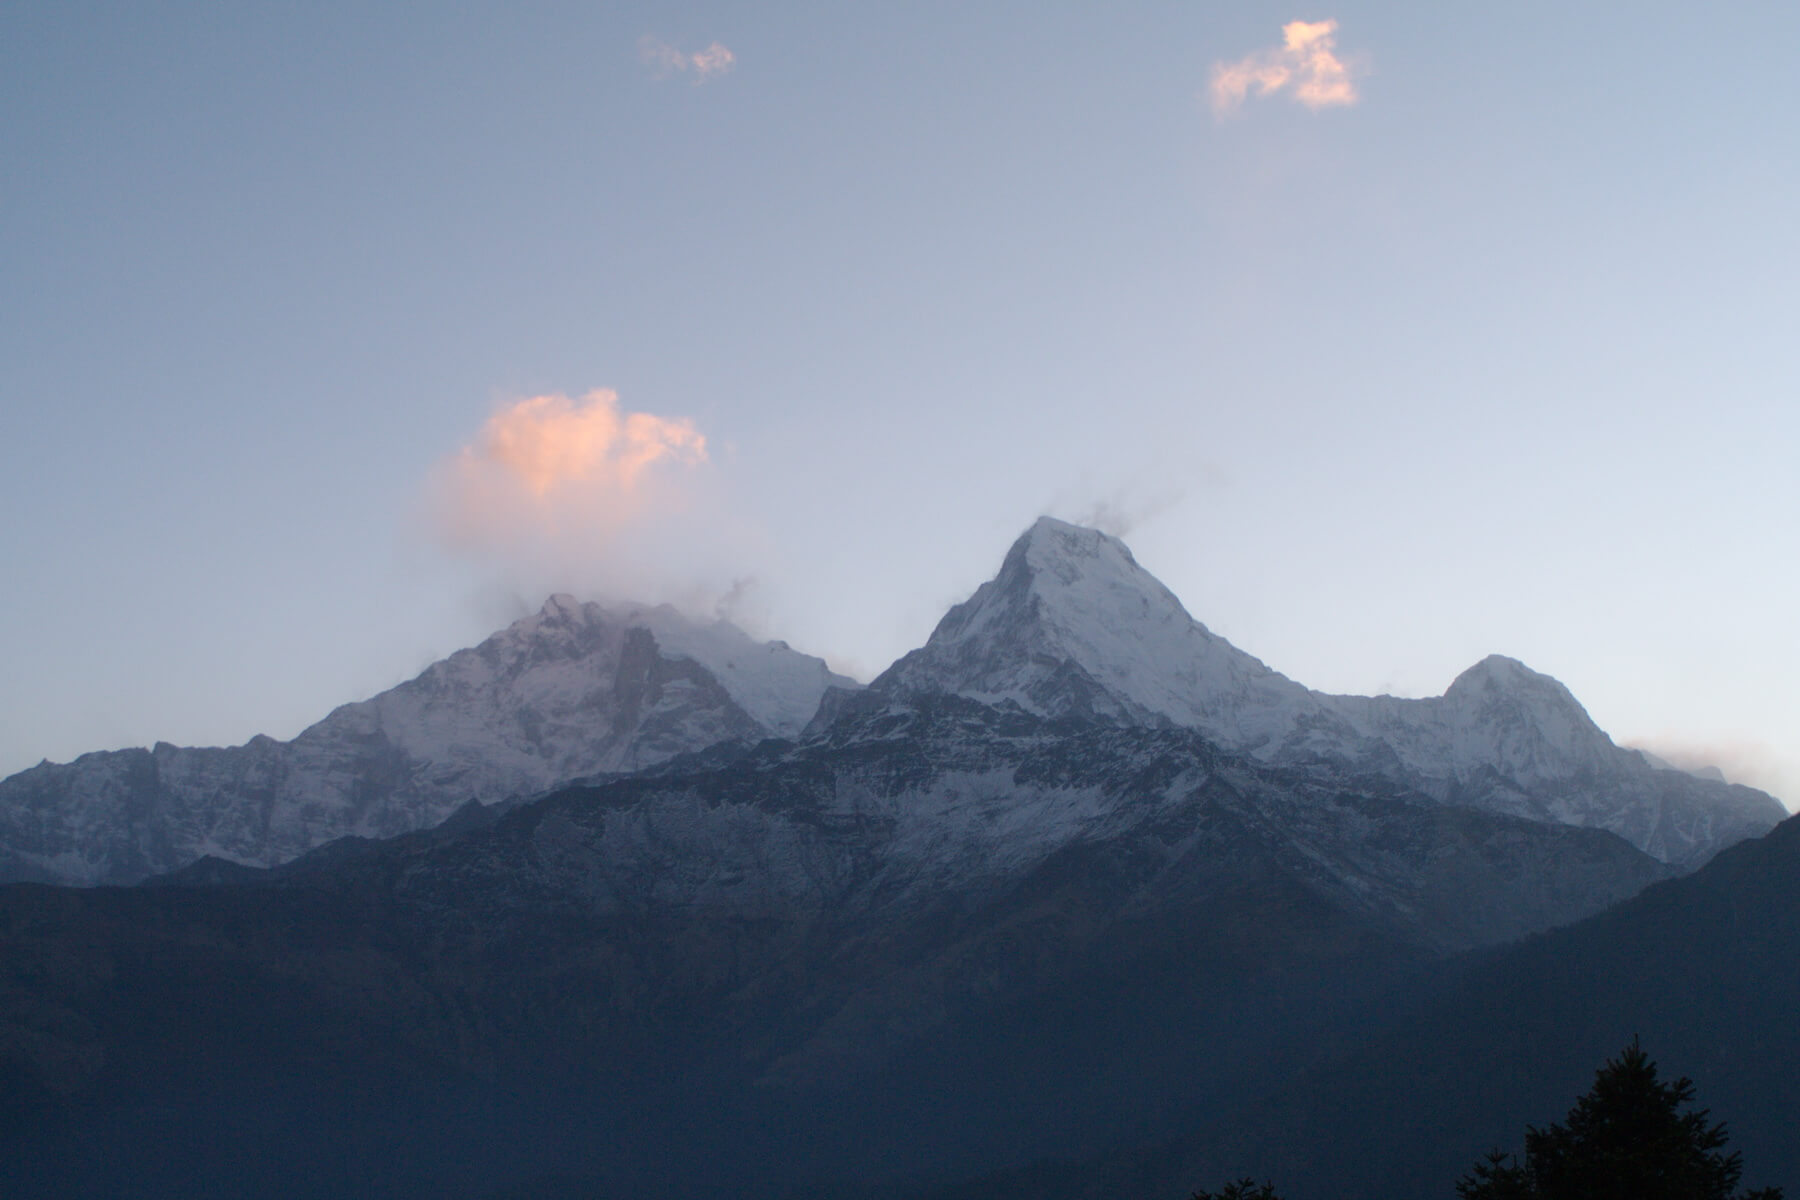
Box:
[1046,486,1187,543]
[639,35,736,82]
[1210,18,1362,118]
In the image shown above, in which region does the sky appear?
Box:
[3,2,1796,805]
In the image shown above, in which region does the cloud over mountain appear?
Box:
[430,388,720,598]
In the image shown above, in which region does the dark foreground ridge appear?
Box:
[0,698,1688,1200]
[917,810,1800,1200]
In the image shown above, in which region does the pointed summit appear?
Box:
[535,593,593,628]
[1009,515,1148,585]
[873,517,1326,742]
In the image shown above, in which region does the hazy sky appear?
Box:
[4,3,1796,804]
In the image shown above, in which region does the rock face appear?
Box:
[388,698,1671,957]
[0,598,856,885]
[872,517,1783,866]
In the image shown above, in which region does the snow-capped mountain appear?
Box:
[874,515,1323,740]
[0,516,1779,886]
[871,517,1783,866]
[1324,655,1775,864]
[0,598,856,885]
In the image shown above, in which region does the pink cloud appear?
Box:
[639,36,737,82]
[1211,19,1361,117]
[434,388,708,552]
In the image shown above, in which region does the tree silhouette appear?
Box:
[1190,1181,1283,1200]
[1458,1039,1782,1200]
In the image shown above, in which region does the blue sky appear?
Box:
[4,3,1796,802]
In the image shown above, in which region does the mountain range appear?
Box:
[0,517,1791,1199]
[0,518,1780,886]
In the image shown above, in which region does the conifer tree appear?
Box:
[1457,1039,1782,1200]
[1190,1181,1283,1200]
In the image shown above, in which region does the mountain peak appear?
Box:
[503,595,858,736]
[539,592,586,621]
[518,593,604,642]
[1443,653,1593,722]
[873,517,1313,734]
[1449,653,1545,692]
[1014,514,1129,566]
[1374,652,1631,802]
[981,517,1174,623]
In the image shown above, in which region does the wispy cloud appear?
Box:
[639,36,737,82]
[1060,489,1189,540]
[1624,735,1798,812]
[1210,19,1360,118]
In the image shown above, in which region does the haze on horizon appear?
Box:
[2,4,1796,806]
